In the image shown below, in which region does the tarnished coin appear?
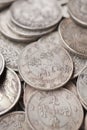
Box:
[65,82,78,97]
[26,89,83,130]
[0,11,35,42]
[0,33,27,71]
[11,0,62,30]
[0,111,31,130]
[77,66,87,107]
[0,53,5,76]
[8,18,57,38]
[68,0,87,27]
[59,18,87,57]
[18,41,73,90]
[23,83,35,107]
[0,67,21,115]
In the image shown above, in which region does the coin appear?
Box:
[0,11,36,42]
[11,0,62,30]
[26,88,83,130]
[8,19,57,38]
[0,111,31,130]
[18,41,73,90]
[0,53,5,76]
[68,0,87,27]
[59,18,87,57]
[77,66,87,107]
[0,67,21,115]
[65,81,78,97]
[23,83,35,107]
[0,32,27,71]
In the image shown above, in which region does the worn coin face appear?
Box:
[0,111,31,130]
[0,67,21,115]
[0,53,5,76]
[23,83,35,107]
[11,0,62,30]
[77,66,87,106]
[0,33,27,71]
[59,18,87,57]
[68,0,87,27]
[26,89,83,130]
[18,41,73,90]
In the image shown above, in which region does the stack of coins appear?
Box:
[0,0,87,130]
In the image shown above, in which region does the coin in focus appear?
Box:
[18,41,73,90]
[26,89,83,130]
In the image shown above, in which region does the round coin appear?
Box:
[18,41,73,90]
[0,67,21,115]
[0,111,32,130]
[0,53,5,76]
[77,66,87,107]
[59,18,87,57]
[11,0,62,30]
[26,88,83,130]
[68,0,87,27]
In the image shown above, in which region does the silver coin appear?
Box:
[0,111,32,130]
[23,83,35,107]
[0,53,5,76]
[18,41,73,90]
[0,67,21,115]
[68,0,87,27]
[11,0,62,30]
[59,18,87,57]
[0,11,36,42]
[65,81,78,97]
[0,33,27,71]
[26,89,83,130]
[77,66,87,107]
[8,18,57,38]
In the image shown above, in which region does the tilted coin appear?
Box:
[0,53,5,76]
[65,81,78,97]
[23,83,35,107]
[68,0,87,27]
[59,18,87,57]
[0,67,21,115]
[0,33,27,71]
[77,66,87,107]
[18,41,73,90]
[26,89,83,130]
[11,0,62,30]
[8,18,57,38]
[0,111,32,130]
[69,52,87,78]
[0,11,36,42]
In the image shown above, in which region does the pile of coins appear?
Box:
[0,0,87,130]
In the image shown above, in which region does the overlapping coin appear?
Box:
[26,89,83,130]
[0,67,21,115]
[18,40,73,90]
